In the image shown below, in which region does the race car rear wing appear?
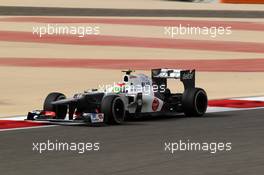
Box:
[151,68,195,89]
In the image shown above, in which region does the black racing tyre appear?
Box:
[43,92,67,119]
[182,88,208,117]
[101,95,125,124]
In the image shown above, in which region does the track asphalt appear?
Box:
[1,109,263,175]
[0,6,263,18]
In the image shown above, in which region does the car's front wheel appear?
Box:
[43,92,67,119]
[101,95,125,124]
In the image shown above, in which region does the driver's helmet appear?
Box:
[112,82,126,94]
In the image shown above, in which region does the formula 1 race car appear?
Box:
[27,69,208,125]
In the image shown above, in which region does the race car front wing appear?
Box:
[26,110,105,126]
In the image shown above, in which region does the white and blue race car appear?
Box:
[27,69,208,125]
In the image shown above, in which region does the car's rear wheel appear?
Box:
[101,95,125,124]
[182,88,208,117]
[43,92,67,119]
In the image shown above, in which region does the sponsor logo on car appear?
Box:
[152,98,159,111]
[182,73,194,80]
[90,113,104,123]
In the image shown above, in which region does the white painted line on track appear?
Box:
[0,125,56,132]
[206,106,264,113]
[231,96,264,101]
[0,116,26,120]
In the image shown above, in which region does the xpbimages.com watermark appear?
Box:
[32,140,100,154]
[164,25,232,38]
[164,140,232,154]
[32,24,100,37]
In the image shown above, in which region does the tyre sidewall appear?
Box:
[101,95,125,124]
[182,88,207,117]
